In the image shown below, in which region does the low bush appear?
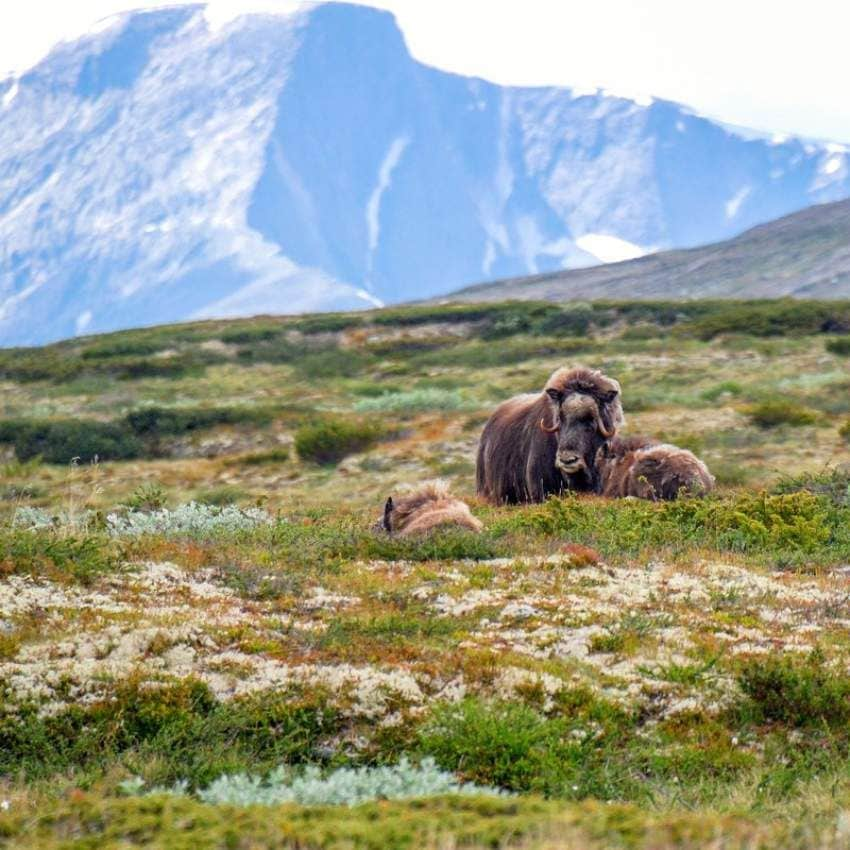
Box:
[219,325,282,344]
[826,337,850,356]
[841,420,850,442]
[294,348,377,379]
[772,468,850,507]
[498,489,843,558]
[294,418,387,465]
[737,651,850,727]
[6,419,143,463]
[124,405,273,438]
[80,337,167,359]
[745,400,818,428]
[0,528,119,584]
[0,680,339,786]
[0,350,83,383]
[234,447,290,465]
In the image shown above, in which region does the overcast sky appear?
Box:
[3,0,849,143]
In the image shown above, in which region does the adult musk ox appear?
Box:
[476,367,624,504]
[376,482,483,536]
[476,366,714,503]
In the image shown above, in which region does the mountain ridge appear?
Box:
[1,2,849,344]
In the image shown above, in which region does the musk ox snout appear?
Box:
[555,451,585,474]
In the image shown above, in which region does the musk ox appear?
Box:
[476,366,624,504]
[596,436,715,500]
[377,482,483,536]
[476,365,714,503]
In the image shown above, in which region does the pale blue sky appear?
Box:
[3,0,849,143]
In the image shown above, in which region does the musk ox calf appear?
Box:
[377,482,483,536]
[476,366,624,504]
[596,436,715,501]
[476,366,714,503]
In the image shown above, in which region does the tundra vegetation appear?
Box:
[1,299,850,848]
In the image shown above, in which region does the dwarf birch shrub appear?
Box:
[295,418,387,465]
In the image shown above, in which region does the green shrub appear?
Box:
[680,300,850,340]
[195,485,246,506]
[772,468,850,507]
[0,350,83,383]
[80,338,167,359]
[700,381,744,402]
[124,405,272,438]
[841,420,850,442]
[235,337,302,363]
[292,313,365,334]
[826,337,850,356]
[737,651,850,727]
[0,528,119,584]
[235,447,290,465]
[0,680,339,786]
[122,483,169,511]
[420,699,573,793]
[8,420,143,463]
[294,348,376,379]
[219,325,282,344]
[497,490,840,557]
[294,418,387,465]
[107,353,221,381]
[745,400,818,428]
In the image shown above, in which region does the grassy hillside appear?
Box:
[453,198,850,302]
[2,300,850,848]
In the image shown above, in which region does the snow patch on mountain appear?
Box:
[366,135,410,259]
[575,234,646,264]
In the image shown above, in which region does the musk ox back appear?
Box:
[476,366,624,504]
[597,437,715,500]
[377,482,483,537]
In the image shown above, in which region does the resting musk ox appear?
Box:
[596,436,715,500]
[476,367,624,504]
[476,366,714,503]
[377,482,483,536]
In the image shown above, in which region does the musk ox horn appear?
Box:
[595,409,616,439]
[539,416,560,433]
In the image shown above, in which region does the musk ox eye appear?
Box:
[545,388,563,403]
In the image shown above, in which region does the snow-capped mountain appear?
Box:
[1,2,849,345]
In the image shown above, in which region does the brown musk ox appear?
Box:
[376,482,483,537]
[596,437,715,500]
[476,366,624,504]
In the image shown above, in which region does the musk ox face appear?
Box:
[540,369,624,484]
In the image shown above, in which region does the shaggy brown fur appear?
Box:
[476,367,624,504]
[596,437,715,500]
[377,482,483,537]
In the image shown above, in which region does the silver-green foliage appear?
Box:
[13,502,272,537]
[121,758,504,807]
[354,388,470,413]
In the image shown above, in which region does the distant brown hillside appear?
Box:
[450,198,850,302]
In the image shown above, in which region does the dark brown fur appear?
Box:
[596,437,715,500]
[377,482,483,537]
[476,367,624,504]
